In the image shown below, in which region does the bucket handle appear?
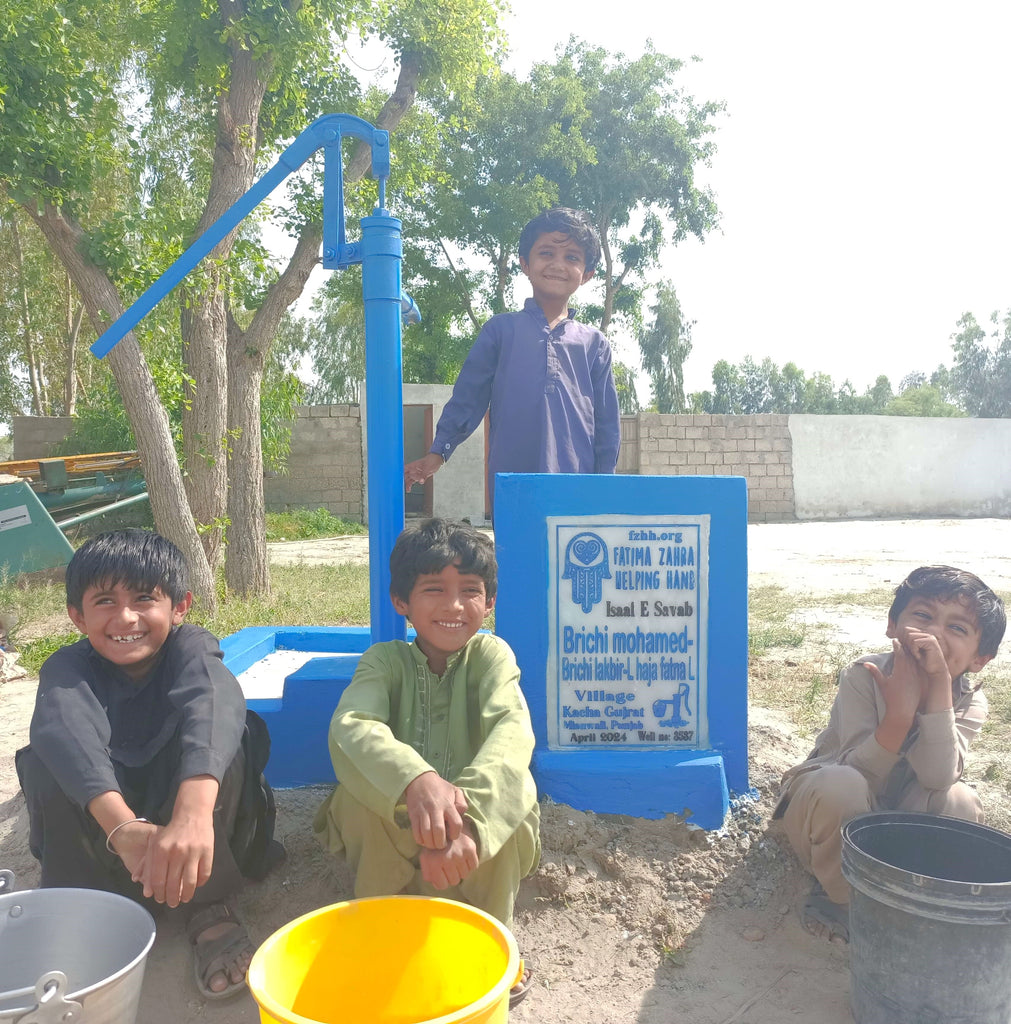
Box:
[512,957,526,990]
[14,972,82,1024]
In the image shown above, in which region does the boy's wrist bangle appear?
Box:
[105,817,150,853]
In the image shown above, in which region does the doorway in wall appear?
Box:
[403,404,433,517]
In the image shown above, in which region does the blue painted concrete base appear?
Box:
[221,626,371,788]
[534,749,729,830]
[221,625,730,828]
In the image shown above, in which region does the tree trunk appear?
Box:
[597,216,616,335]
[11,218,46,415]
[224,225,321,595]
[221,50,424,595]
[64,294,84,416]
[180,283,229,568]
[26,203,218,613]
[224,314,268,596]
[492,246,509,316]
[179,32,270,570]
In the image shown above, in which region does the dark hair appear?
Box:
[66,529,191,611]
[889,565,1006,658]
[518,207,602,274]
[389,519,497,602]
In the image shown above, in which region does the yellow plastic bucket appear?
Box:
[247,896,520,1024]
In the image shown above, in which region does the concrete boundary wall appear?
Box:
[790,414,1011,519]
[12,416,75,459]
[15,408,1011,522]
[636,413,794,523]
[264,404,363,520]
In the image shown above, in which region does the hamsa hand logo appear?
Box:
[562,532,610,613]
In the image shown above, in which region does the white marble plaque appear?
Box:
[546,514,710,750]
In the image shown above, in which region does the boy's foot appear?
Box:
[802,882,849,944]
[187,902,255,1000]
[509,960,534,1008]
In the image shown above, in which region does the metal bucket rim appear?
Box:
[0,886,156,1015]
[842,812,1011,924]
[248,895,519,1024]
[842,812,1011,893]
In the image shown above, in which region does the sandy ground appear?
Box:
[2,517,1010,1023]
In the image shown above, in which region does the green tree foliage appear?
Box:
[1,0,503,602]
[949,310,1011,417]
[0,199,101,423]
[689,357,964,417]
[885,385,962,417]
[344,37,722,405]
[546,41,722,336]
[636,283,691,413]
[611,362,640,415]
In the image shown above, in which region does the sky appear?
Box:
[494,0,1011,396]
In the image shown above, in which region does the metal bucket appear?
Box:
[841,812,1011,1024]
[0,870,156,1024]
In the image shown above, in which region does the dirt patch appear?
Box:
[2,519,1010,1023]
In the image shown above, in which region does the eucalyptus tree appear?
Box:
[950,310,1011,417]
[636,282,691,414]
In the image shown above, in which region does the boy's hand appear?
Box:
[864,639,928,752]
[404,453,444,491]
[133,775,218,907]
[894,625,952,689]
[418,822,479,889]
[136,813,214,907]
[894,626,954,714]
[403,771,468,850]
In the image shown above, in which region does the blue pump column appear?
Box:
[360,211,406,644]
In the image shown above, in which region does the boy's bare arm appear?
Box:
[402,770,468,850]
[89,790,158,880]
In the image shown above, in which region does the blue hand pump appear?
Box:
[91,114,413,643]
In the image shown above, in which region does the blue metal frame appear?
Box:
[89,113,409,643]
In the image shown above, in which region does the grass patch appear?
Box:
[748,584,872,736]
[0,570,70,670]
[193,563,372,637]
[749,585,806,654]
[19,631,81,675]
[820,587,894,611]
[264,508,366,542]
[3,563,374,674]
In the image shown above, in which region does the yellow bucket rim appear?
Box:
[247,895,520,1024]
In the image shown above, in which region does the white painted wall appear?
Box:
[789,415,1011,519]
[362,384,487,525]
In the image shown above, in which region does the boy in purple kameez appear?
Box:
[404,208,621,509]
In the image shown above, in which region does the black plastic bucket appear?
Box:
[841,812,1011,1024]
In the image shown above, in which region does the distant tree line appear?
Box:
[676,309,1011,418]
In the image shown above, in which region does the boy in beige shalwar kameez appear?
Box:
[774,566,1005,943]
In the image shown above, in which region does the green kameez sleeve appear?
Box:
[450,635,538,862]
[327,643,433,820]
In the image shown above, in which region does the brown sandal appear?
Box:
[802,882,849,944]
[509,959,534,1008]
[187,902,254,1001]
